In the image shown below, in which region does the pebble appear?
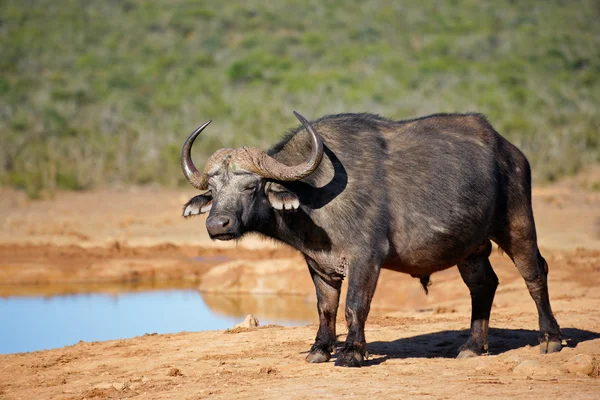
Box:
[563,354,596,376]
[93,382,113,390]
[112,382,128,391]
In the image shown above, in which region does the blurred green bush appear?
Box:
[1,0,599,197]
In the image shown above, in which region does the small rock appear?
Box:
[513,359,564,376]
[563,354,596,376]
[168,367,183,377]
[259,366,278,374]
[93,383,112,390]
[233,314,260,329]
[112,382,128,391]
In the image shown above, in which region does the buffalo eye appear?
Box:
[242,184,257,193]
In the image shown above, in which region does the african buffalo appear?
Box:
[180,111,561,367]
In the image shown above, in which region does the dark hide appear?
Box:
[184,112,562,366]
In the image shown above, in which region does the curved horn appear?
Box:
[291,111,324,177]
[180,120,211,190]
[234,111,324,181]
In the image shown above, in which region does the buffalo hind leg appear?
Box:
[496,158,562,353]
[506,242,562,353]
[457,241,498,358]
[335,256,382,367]
[305,257,342,363]
[496,201,561,353]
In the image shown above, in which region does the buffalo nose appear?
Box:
[206,215,231,235]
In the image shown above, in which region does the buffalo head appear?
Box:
[181,112,323,240]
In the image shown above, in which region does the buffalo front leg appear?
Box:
[335,256,381,367]
[306,257,342,363]
[457,241,498,358]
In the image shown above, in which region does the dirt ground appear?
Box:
[0,167,599,399]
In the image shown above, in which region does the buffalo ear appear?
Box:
[265,182,300,211]
[182,193,213,218]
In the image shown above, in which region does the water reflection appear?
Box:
[204,292,316,323]
[0,287,315,355]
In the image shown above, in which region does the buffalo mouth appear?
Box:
[209,233,240,241]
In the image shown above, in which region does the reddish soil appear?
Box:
[0,167,599,399]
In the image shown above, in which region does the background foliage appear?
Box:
[1,0,599,197]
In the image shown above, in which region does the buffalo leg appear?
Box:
[495,163,562,353]
[504,242,562,353]
[306,257,342,363]
[496,209,562,353]
[457,241,498,358]
[335,257,381,367]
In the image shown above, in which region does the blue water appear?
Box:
[0,290,309,355]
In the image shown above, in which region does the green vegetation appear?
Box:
[1,0,599,197]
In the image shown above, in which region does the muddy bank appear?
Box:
[1,241,599,398]
[0,244,298,290]
[3,243,598,313]
[0,309,598,399]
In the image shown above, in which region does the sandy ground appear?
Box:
[0,167,599,399]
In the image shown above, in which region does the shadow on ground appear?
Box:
[332,327,600,366]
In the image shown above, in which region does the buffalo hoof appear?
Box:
[457,339,486,359]
[540,335,562,354]
[334,349,364,368]
[457,347,481,359]
[305,347,331,363]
